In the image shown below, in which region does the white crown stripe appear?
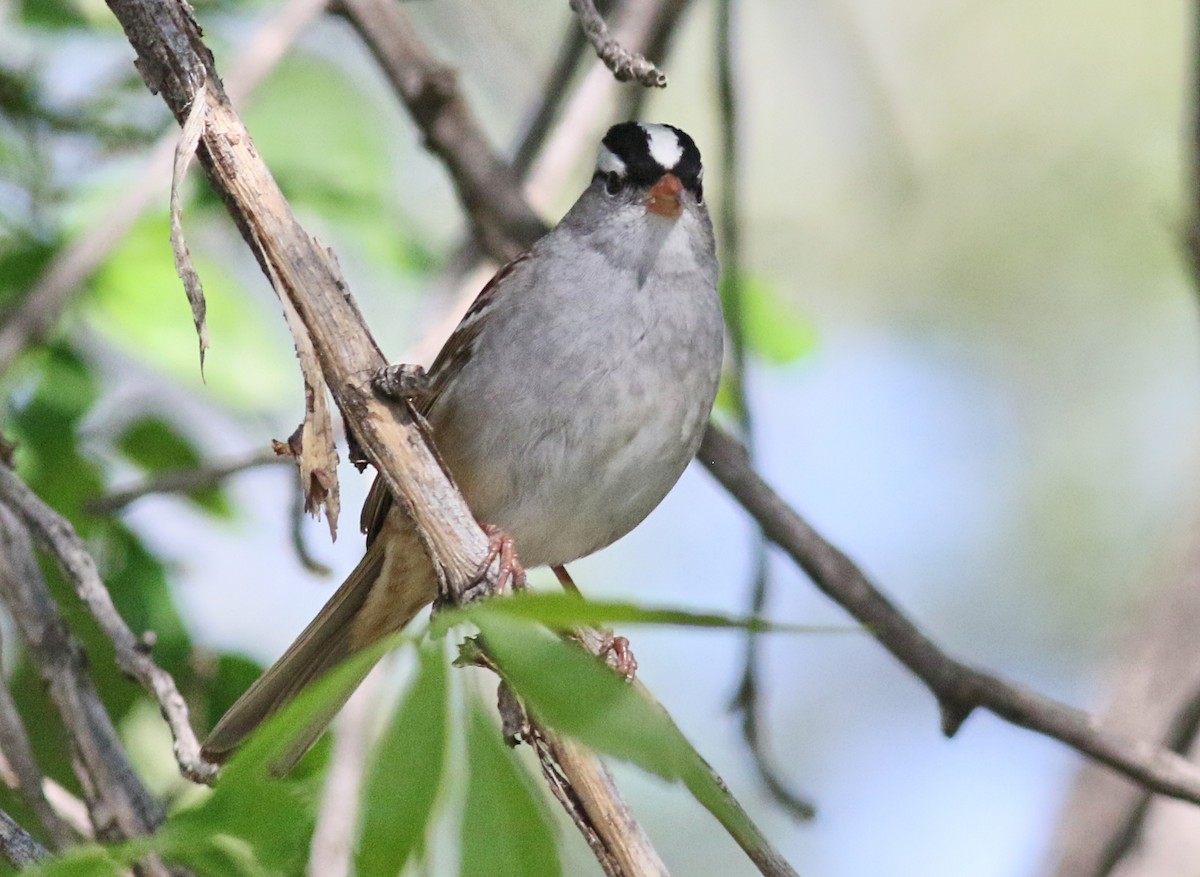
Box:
[640,123,683,170]
[596,144,627,176]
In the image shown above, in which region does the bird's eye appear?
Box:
[605,172,623,195]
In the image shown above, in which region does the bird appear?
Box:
[202,121,725,770]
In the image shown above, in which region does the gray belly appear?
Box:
[428,318,722,567]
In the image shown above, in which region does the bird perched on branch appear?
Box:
[202,122,725,770]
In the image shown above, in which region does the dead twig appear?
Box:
[0,647,76,847]
[0,465,216,786]
[0,504,166,846]
[0,808,48,870]
[86,447,287,515]
[568,0,667,87]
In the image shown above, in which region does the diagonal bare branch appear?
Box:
[0,807,48,870]
[0,503,165,843]
[0,465,216,786]
[698,426,1200,804]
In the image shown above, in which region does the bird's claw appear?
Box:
[373,363,431,405]
[463,524,526,604]
[599,632,637,680]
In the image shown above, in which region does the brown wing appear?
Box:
[360,250,534,544]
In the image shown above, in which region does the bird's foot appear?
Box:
[372,363,432,406]
[598,632,638,680]
[462,523,526,604]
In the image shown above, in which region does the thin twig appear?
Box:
[86,447,287,515]
[568,0,667,87]
[1093,682,1200,876]
[289,475,334,576]
[0,504,165,844]
[0,808,48,870]
[0,0,331,374]
[698,424,1200,805]
[0,465,216,785]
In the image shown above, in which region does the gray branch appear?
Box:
[0,466,216,786]
[0,504,164,842]
[0,636,76,847]
[0,808,48,870]
[697,425,1200,805]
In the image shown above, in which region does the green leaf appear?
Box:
[116,417,202,473]
[18,0,87,29]
[241,55,426,274]
[436,592,858,638]
[165,834,270,877]
[475,615,762,861]
[0,238,56,314]
[460,696,560,877]
[87,214,294,409]
[114,416,230,517]
[164,646,384,873]
[721,273,817,365]
[474,615,687,779]
[356,642,449,877]
[23,846,122,877]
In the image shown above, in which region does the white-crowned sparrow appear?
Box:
[203,122,725,768]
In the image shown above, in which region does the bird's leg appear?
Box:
[551,565,638,679]
[552,563,582,594]
[372,363,433,408]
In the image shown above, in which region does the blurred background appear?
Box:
[2,0,1198,874]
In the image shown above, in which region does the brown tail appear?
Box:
[202,518,436,772]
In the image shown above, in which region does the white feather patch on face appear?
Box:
[640,123,683,170]
[596,143,627,177]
